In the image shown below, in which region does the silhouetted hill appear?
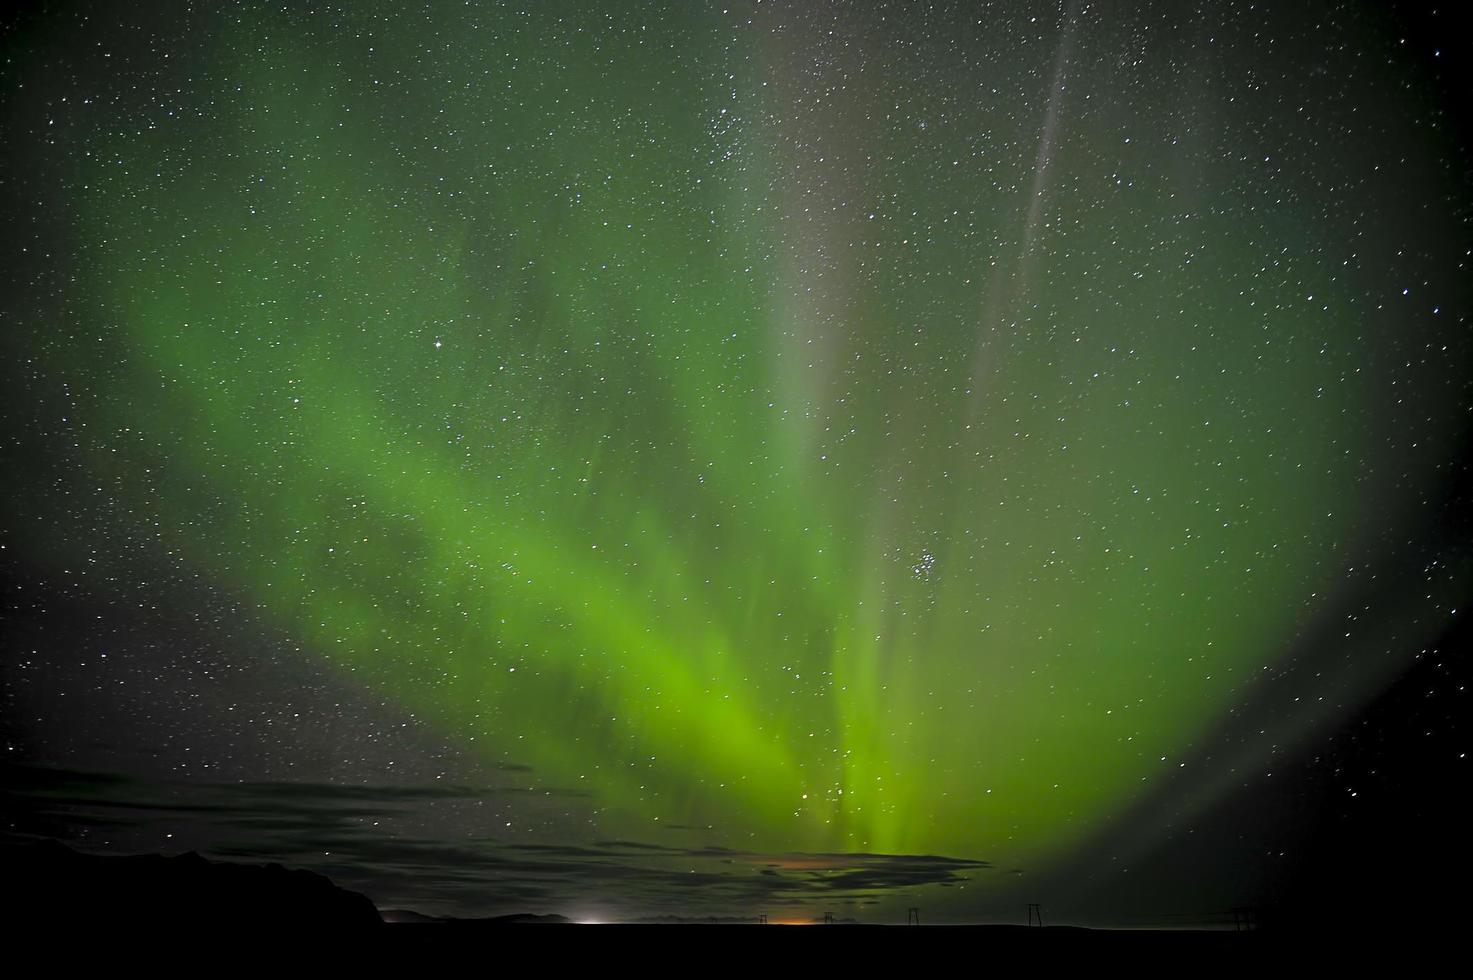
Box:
[1,839,382,927]
[633,914,859,924]
[381,908,444,923]
[472,912,572,924]
[381,909,572,925]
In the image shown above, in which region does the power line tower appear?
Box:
[1027,903,1044,927]
[757,913,768,925]
[907,907,921,926]
[1231,906,1256,932]
[823,911,835,925]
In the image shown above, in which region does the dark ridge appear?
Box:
[382,910,573,925]
[1,838,382,927]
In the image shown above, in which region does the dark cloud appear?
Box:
[0,762,997,918]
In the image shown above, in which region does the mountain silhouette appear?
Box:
[2,839,382,927]
[381,909,572,925]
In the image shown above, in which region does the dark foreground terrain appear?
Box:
[0,839,1437,970]
[357,921,1445,974]
[1,838,382,927]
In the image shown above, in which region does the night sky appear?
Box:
[2,0,1469,927]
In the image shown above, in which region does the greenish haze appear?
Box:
[22,0,1464,894]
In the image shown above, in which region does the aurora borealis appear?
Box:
[3,0,1470,926]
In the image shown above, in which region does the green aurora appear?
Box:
[4,0,1470,918]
